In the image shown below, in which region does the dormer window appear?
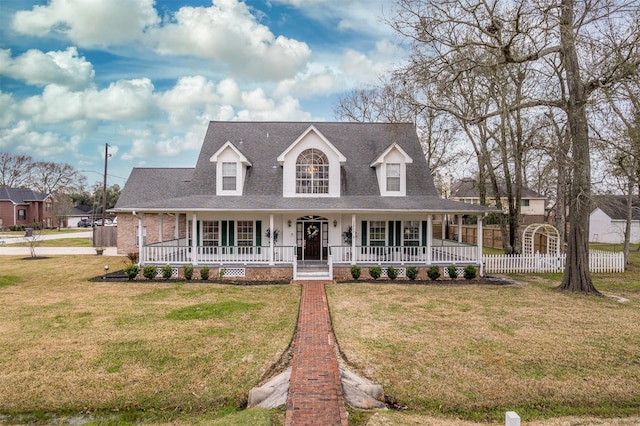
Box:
[210,141,251,196]
[296,149,329,194]
[386,163,401,192]
[222,162,237,191]
[371,143,413,197]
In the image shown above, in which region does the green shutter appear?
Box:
[422,221,427,246]
[256,221,262,246]
[222,221,228,246]
[395,221,402,246]
[229,221,235,246]
[388,221,394,246]
[361,221,367,246]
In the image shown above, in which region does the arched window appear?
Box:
[296,149,329,194]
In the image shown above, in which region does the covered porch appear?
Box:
[134,211,487,280]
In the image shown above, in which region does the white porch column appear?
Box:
[174,214,179,240]
[191,213,198,266]
[137,213,144,264]
[458,215,463,243]
[159,213,163,243]
[269,214,275,266]
[441,214,446,240]
[351,214,357,265]
[477,214,484,275]
[426,214,433,265]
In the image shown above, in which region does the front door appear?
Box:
[304,221,321,260]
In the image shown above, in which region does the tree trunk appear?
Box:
[557,0,600,295]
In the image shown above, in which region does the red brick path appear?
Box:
[285,281,349,426]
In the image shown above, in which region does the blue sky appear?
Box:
[0,0,402,188]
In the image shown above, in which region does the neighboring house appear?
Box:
[0,187,56,230]
[451,178,547,224]
[68,205,93,227]
[113,122,494,280]
[590,195,640,244]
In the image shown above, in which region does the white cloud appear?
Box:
[12,0,160,47]
[148,0,311,80]
[0,120,76,157]
[0,91,17,127]
[17,78,155,124]
[0,47,94,90]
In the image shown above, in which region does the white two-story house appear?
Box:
[113,121,494,280]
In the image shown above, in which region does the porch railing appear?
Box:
[329,245,479,265]
[142,244,296,265]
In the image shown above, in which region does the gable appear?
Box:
[189,121,439,198]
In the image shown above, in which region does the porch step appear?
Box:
[295,265,332,281]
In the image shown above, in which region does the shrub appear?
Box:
[143,265,158,280]
[406,266,419,281]
[369,266,382,280]
[350,265,361,280]
[219,268,226,279]
[183,265,194,280]
[199,266,210,280]
[386,266,398,280]
[463,264,477,280]
[124,264,139,280]
[427,265,441,281]
[447,264,458,279]
[161,264,173,280]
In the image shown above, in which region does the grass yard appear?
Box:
[327,247,640,424]
[0,256,299,424]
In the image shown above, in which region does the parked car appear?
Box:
[77,218,94,227]
[106,217,117,226]
[94,219,113,226]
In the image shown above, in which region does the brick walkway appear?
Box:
[285,281,349,426]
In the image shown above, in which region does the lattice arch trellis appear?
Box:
[522,223,561,256]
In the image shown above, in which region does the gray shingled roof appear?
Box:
[593,195,640,221]
[0,187,49,203]
[115,121,494,214]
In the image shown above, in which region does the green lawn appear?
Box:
[0,256,299,425]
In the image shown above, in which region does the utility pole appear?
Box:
[101,143,110,246]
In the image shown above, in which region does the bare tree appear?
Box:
[334,78,462,177]
[0,152,34,188]
[389,0,640,294]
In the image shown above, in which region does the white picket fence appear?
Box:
[483,250,625,274]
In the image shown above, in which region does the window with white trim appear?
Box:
[296,149,329,194]
[222,162,237,191]
[237,221,253,247]
[18,209,26,220]
[202,221,219,246]
[386,163,401,192]
[369,221,386,246]
[403,221,420,246]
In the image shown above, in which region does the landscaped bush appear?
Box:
[369,266,382,280]
[124,264,139,280]
[406,266,419,281]
[447,264,458,279]
[161,264,173,280]
[9,225,25,232]
[183,265,193,280]
[350,264,361,280]
[219,268,226,279]
[199,266,210,280]
[427,265,441,281]
[386,266,398,280]
[463,264,477,280]
[143,265,158,280]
